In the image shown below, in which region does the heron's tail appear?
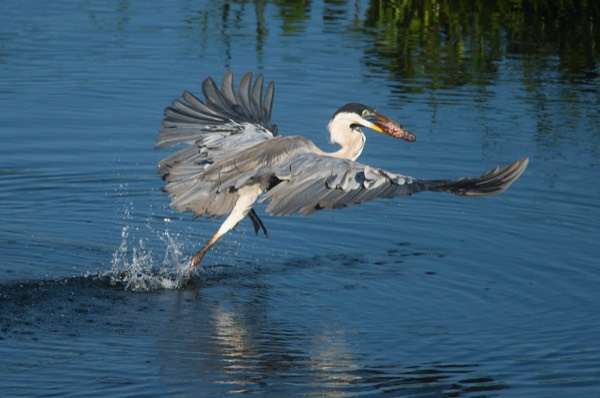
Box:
[425,158,529,197]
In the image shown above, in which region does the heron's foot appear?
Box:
[177,264,193,285]
[249,208,268,238]
[176,259,201,288]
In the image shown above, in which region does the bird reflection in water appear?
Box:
[156,278,508,396]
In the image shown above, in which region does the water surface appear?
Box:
[1,1,599,396]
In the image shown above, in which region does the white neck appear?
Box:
[325,114,366,161]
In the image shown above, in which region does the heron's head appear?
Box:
[330,103,416,142]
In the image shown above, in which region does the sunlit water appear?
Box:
[1,1,600,397]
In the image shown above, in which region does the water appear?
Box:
[1,1,599,396]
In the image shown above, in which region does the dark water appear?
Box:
[1,1,599,396]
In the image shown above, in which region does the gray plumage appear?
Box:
[156,71,528,270]
[157,72,277,218]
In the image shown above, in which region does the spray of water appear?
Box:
[107,225,193,291]
[103,180,204,291]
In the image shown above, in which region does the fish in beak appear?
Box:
[370,113,416,142]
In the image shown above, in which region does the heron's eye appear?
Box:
[361,109,370,117]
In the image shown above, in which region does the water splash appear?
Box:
[107,225,194,291]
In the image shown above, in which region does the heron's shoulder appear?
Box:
[256,135,319,153]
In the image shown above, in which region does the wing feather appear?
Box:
[258,155,526,216]
[258,154,429,216]
[236,72,254,120]
[251,74,264,123]
[202,76,237,119]
[263,81,275,127]
[181,91,226,121]
[220,71,237,106]
[157,71,279,217]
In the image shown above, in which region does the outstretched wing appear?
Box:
[258,153,427,216]
[157,71,277,149]
[258,155,528,216]
[156,71,278,216]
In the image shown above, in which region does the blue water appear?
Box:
[1,1,599,397]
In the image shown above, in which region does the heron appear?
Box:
[157,71,528,273]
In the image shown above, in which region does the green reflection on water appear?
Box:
[362,0,599,91]
[176,0,598,89]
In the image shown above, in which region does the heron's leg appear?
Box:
[248,208,268,238]
[189,232,222,270]
[188,211,244,270]
[187,185,262,272]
